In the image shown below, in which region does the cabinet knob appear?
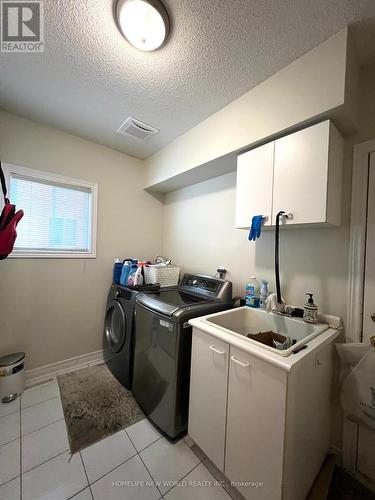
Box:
[371,313,375,323]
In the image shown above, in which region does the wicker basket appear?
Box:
[144,265,180,287]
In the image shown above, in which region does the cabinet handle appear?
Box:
[209,345,226,355]
[231,355,250,367]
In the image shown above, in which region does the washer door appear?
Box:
[105,300,126,353]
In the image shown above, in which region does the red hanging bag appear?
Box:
[0,163,24,260]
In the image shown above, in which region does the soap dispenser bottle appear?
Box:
[303,293,318,324]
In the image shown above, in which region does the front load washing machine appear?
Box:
[103,284,141,390]
[103,283,159,390]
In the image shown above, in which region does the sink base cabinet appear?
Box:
[225,346,287,500]
[188,327,335,500]
[282,342,335,500]
[188,329,229,472]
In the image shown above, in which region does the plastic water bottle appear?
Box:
[113,258,123,285]
[245,277,260,308]
[259,280,269,309]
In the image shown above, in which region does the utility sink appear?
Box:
[204,307,329,357]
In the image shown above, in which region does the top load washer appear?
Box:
[133,274,233,438]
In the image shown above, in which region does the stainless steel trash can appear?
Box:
[0,352,25,403]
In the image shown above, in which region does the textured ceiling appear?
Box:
[1,1,375,160]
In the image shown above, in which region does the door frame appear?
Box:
[344,139,375,474]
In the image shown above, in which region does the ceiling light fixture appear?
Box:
[115,0,170,52]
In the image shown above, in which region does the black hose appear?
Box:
[275,211,285,304]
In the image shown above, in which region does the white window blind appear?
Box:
[3,164,97,258]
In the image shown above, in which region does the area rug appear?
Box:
[58,364,144,454]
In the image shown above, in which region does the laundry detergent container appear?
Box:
[0,352,25,403]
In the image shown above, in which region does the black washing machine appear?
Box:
[133,274,233,438]
[103,283,160,390]
[103,284,138,390]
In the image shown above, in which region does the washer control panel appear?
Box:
[179,274,232,302]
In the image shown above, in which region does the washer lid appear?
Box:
[137,290,212,317]
[0,352,25,367]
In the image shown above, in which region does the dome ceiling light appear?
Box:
[115,0,170,52]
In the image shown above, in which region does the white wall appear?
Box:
[146,29,351,190]
[355,61,375,142]
[0,110,164,370]
[162,166,351,320]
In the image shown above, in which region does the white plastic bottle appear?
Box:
[245,277,260,308]
[134,264,144,286]
[259,280,269,309]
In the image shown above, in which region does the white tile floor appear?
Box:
[0,380,238,500]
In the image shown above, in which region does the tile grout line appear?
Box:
[20,394,60,412]
[79,451,94,500]
[85,432,164,488]
[201,458,237,500]
[0,436,21,449]
[124,429,165,499]
[21,416,65,439]
[124,427,205,497]
[126,433,163,454]
[0,473,21,489]
[16,423,164,493]
[0,390,59,425]
[0,389,58,421]
[161,460,202,497]
[21,448,69,476]
[87,451,138,487]
[0,408,19,419]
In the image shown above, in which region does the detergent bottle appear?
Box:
[113,258,123,285]
[127,264,139,286]
[245,277,260,308]
[120,259,134,286]
[134,263,144,286]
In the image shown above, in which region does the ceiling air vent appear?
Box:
[117,117,159,140]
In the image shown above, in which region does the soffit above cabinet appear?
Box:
[145,29,357,194]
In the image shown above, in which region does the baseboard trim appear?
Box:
[26,349,105,388]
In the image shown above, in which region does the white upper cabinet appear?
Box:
[235,142,274,229]
[235,120,343,229]
[272,120,343,226]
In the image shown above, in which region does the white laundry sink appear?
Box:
[202,307,329,357]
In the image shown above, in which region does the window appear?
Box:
[2,163,98,258]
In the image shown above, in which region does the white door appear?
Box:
[224,346,287,500]
[358,151,375,483]
[235,142,274,229]
[272,121,330,225]
[188,329,229,471]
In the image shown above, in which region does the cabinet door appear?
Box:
[188,328,229,471]
[235,142,274,229]
[272,120,332,226]
[225,346,287,500]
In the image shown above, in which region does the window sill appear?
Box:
[9,252,96,259]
